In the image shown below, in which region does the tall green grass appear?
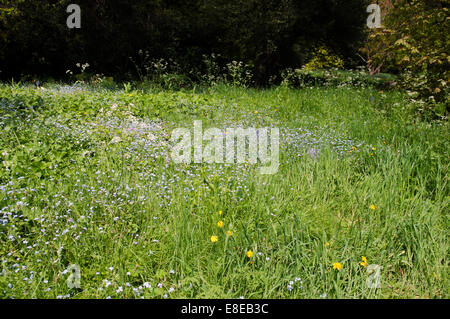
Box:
[0,83,447,298]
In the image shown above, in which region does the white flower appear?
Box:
[110,136,122,144]
[143,282,152,289]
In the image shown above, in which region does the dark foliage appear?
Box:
[0,0,368,84]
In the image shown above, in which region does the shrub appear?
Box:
[303,46,344,71]
[201,53,225,86]
[280,68,396,89]
[225,61,254,87]
[399,71,449,118]
[361,0,449,116]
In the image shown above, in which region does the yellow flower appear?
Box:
[360,256,368,267]
[226,230,232,237]
[370,204,376,210]
[332,262,342,271]
[218,210,222,215]
[325,242,331,247]
[217,221,224,228]
[372,147,376,151]
[246,250,253,258]
[352,146,357,151]
[128,93,133,97]
[254,111,258,114]
[210,235,218,243]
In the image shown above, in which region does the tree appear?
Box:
[0,0,369,83]
[361,0,449,113]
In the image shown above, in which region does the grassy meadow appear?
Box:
[0,82,448,299]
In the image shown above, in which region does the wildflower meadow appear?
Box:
[0,82,447,299]
[0,0,448,302]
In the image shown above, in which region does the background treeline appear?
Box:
[0,0,448,115]
[0,0,368,83]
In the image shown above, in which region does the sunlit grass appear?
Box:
[0,82,447,299]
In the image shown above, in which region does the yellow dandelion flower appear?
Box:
[226,230,232,237]
[372,147,376,151]
[254,111,258,114]
[210,235,218,243]
[370,204,376,210]
[360,256,368,267]
[246,250,253,258]
[217,221,224,228]
[128,93,133,97]
[332,262,342,271]
[218,210,222,215]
